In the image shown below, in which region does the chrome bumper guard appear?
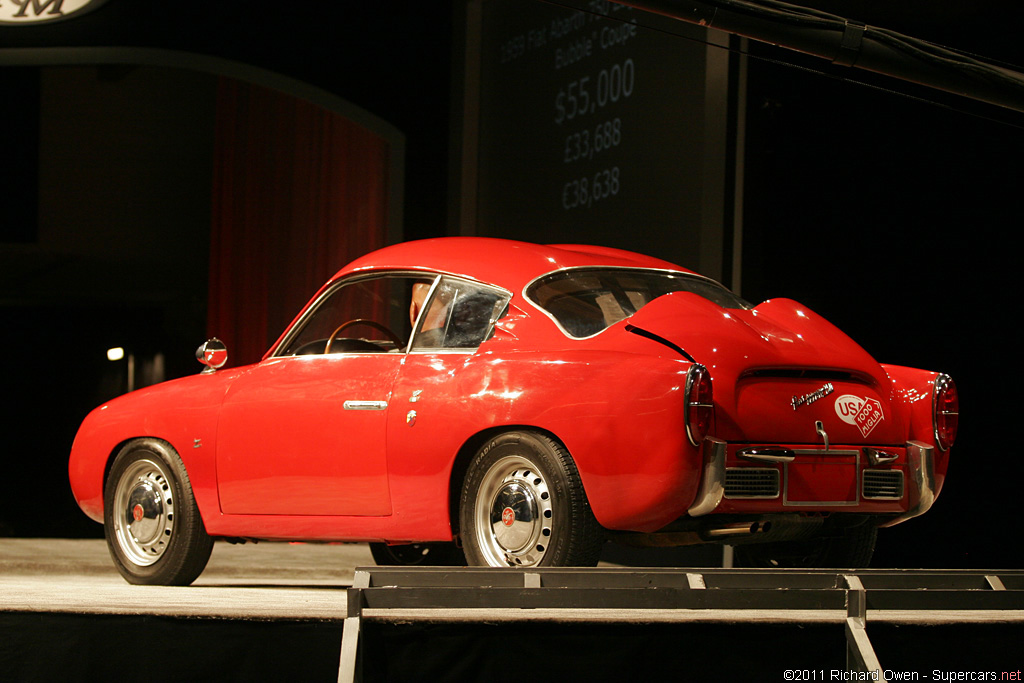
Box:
[688,438,936,524]
[687,437,726,517]
[879,440,936,528]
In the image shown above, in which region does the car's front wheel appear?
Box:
[459,431,603,567]
[104,439,214,585]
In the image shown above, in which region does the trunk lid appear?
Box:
[623,292,903,445]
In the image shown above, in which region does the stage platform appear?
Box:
[1,538,365,620]
[3,539,1024,682]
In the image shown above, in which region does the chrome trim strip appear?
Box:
[687,437,726,517]
[880,440,935,527]
[343,400,388,411]
[407,349,477,355]
[790,448,858,457]
[737,448,795,463]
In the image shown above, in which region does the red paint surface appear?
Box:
[69,238,953,543]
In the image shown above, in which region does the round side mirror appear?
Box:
[196,338,228,373]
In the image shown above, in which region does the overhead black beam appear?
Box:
[608,0,1024,113]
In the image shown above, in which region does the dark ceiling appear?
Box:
[605,0,1024,116]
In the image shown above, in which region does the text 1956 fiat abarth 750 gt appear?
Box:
[69,237,957,584]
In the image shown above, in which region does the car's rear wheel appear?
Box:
[104,439,213,585]
[369,542,465,566]
[732,522,877,568]
[459,431,603,567]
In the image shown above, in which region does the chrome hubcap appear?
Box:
[113,459,175,566]
[475,456,553,566]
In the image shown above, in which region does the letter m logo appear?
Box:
[12,0,66,18]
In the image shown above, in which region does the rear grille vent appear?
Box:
[862,470,904,500]
[725,468,780,499]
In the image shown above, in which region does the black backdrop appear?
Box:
[2,0,1022,568]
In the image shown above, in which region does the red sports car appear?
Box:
[69,237,957,584]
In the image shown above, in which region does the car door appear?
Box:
[215,273,430,516]
[386,277,512,491]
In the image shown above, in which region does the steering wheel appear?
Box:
[324,319,405,354]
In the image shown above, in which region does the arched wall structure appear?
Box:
[0,46,405,239]
[1,47,406,365]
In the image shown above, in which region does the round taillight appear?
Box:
[933,374,958,451]
[684,364,714,447]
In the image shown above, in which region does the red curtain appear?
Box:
[208,78,390,366]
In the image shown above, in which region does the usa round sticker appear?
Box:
[835,394,884,437]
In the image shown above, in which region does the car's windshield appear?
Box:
[526,268,752,338]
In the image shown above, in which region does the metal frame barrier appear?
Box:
[338,567,1024,683]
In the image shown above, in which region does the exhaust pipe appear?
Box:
[618,520,771,548]
[705,521,772,538]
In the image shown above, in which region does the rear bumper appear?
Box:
[687,439,937,522]
[687,437,726,516]
[879,440,936,527]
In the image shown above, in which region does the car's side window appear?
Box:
[410,277,509,351]
[527,268,751,338]
[278,274,435,356]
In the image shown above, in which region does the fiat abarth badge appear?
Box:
[790,382,835,410]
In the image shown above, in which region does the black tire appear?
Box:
[459,431,603,567]
[369,542,466,566]
[733,523,877,568]
[103,439,214,585]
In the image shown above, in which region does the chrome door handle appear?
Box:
[343,400,388,411]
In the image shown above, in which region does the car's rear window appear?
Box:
[526,268,752,338]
